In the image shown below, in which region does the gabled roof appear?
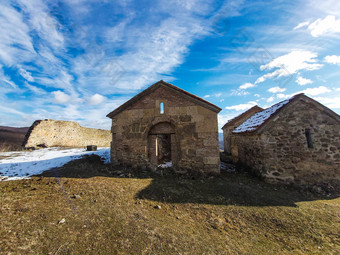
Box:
[222,105,263,130]
[233,93,340,134]
[107,80,222,118]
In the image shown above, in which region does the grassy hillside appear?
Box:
[0,156,339,254]
[0,126,29,151]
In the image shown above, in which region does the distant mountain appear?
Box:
[0,126,29,151]
[0,126,29,133]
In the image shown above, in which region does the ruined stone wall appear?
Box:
[111,86,220,173]
[23,119,111,148]
[232,100,340,185]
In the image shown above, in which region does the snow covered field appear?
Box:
[0,147,110,181]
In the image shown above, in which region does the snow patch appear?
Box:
[0,147,110,181]
[158,161,172,168]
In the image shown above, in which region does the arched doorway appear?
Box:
[148,122,177,167]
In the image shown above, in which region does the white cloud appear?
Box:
[36,70,78,97]
[73,6,213,92]
[218,112,240,130]
[0,67,19,90]
[239,82,255,90]
[25,82,46,95]
[88,93,106,105]
[268,86,286,93]
[267,96,275,103]
[307,15,340,37]
[225,101,257,111]
[296,76,313,86]
[275,86,332,100]
[18,68,34,82]
[0,105,26,116]
[277,93,290,99]
[52,91,71,104]
[314,96,340,109]
[254,94,260,97]
[230,82,255,97]
[305,0,340,17]
[0,2,35,65]
[231,82,255,97]
[255,50,323,84]
[204,92,222,98]
[17,0,64,49]
[293,21,310,30]
[302,86,331,96]
[324,55,340,65]
[231,90,250,96]
[0,0,231,129]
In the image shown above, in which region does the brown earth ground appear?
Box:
[0,126,29,152]
[0,155,339,254]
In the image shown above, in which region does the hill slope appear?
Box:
[0,126,29,151]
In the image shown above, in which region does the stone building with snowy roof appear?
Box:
[106,80,222,173]
[222,105,263,154]
[229,93,340,186]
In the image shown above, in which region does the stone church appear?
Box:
[226,93,340,186]
[106,80,221,173]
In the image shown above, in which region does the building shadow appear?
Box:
[135,171,339,207]
[29,155,339,207]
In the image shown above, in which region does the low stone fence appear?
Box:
[23,119,111,148]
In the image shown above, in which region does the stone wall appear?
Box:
[110,85,220,174]
[232,100,340,186]
[23,119,111,148]
[222,106,262,154]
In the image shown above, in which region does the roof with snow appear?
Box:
[233,94,298,134]
[233,93,340,134]
[222,105,263,130]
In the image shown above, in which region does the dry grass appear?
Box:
[0,156,339,254]
[0,142,24,152]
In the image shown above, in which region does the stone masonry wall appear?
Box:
[23,119,111,148]
[111,86,220,174]
[222,107,262,154]
[232,99,340,186]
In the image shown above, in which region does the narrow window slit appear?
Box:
[305,129,313,148]
[160,102,164,114]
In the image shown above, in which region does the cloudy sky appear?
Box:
[1,0,340,130]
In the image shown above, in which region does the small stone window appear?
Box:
[160,102,164,114]
[305,129,313,148]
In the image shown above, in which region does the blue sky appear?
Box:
[1,0,340,130]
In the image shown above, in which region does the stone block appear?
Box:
[203,156,220,165]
